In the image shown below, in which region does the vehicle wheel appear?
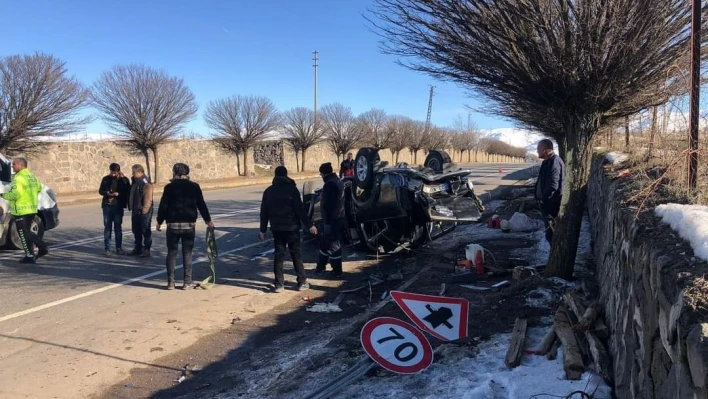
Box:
[354,148,380,190]
[10,215,44,250]
[424,150,452,173]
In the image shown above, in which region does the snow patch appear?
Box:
[509,212,545,232]
[655,203,708,262]
[306,303,343,313]
[604,152,629,165]
[337,327,611,399]
[526,288,555,308]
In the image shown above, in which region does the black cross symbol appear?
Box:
[423,304,453,329]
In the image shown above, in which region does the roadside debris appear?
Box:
[231,317,241,324]
[306,303,343,313]
[504,317,528,368]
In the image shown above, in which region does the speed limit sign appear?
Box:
[360,317,434,374]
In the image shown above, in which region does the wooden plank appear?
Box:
[576,303,602,332]
[535,327,558,356]
[592,317,610,340]
[586,330,614,384]
[554,304,584,380]
[546,338,561,360]
[505,318,528,368]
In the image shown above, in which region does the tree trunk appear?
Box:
[152,147,159,184]
[412,149,418,164]
[544,116,597,280]
[624,116,630,148]
[294,150,300,173]
[301,148,307,172]
[235,150,242,176]
[395,151,400,164]
[243,149,249,177]
[649,106,658,159]
[467,150,471,162]
[143,150,152,182]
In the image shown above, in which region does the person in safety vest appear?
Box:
[4,157,48,264]
[339,152,355,178]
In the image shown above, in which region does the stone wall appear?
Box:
[23,139,525,194]
[587,156,708,399]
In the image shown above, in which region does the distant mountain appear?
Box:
[480,127,550,155]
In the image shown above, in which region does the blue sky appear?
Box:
[0,0,513,136]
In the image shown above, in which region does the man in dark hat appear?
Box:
[156,163,214,290]
[259,166,315,292]
[98,163,131,256]
[315,162,345,277]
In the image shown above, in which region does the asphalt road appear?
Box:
[0,163,530,399]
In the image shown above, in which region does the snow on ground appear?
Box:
[336,327,611,399]
[604,152,629,165]
[525,288,555,308]
[655,203,708,262]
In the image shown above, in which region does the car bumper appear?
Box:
[427,197,482,222]
[39,206,60,230]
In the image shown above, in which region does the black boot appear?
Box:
[315,253,328,275]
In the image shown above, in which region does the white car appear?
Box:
[0,154,60,249]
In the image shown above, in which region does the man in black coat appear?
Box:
[98,163,131,256]
[315,162,345,277]
[156,163,214,290]
[259,166,315,292]
[535,139,565,244]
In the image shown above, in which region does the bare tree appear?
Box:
[426,126,451,152]
[321,103,365,162]
[407,119,428,164]
[358,108,393,149]
[0,53,90,154]
[92,64,197,183]
[369,0,705,279]
[205,95,280,177]
[386,115,410,163]
[281,107,325,172]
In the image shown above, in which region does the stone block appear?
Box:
[687,323,708,388]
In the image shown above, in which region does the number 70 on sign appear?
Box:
[360,317,434,374]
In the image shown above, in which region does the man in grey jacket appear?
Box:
[535,139,565,244]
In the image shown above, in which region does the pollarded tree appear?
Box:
[321,103,365,162]
[386,115,410,163]
[281,107,325,172]
[0,53,91,154]
[358,108,393,150]
[205,95,280,177]
[92,64,197,183]
[407,119,428,164]
[369,0,706,279]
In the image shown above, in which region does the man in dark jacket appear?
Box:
[259,166,315,292]
[127,164,154,258]
[535,139,565,244]
[98,163,131,256]
[316,162,345,277]
[156,163,214,290]
[339,152,355,178]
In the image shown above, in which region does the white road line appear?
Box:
[0,207,260,260]
[0,239,272,324]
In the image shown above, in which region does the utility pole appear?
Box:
[425,85,435,133]
[313,50,319,131]
[688,0,701,191]
[467,112,471,132]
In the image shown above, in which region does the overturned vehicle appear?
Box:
[303,148,485,253]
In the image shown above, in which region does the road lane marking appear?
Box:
[0,239,273,324]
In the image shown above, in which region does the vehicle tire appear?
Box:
[424,150,452,173]
[10,215,44,250]
[354,148,380,190]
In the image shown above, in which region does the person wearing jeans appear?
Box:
[127,164,154,258]
[98,163,130,255]
[259,166,315,293]
[156,163,214,290]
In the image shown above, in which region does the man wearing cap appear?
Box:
[259,166,315,292]
[98,163,131,256]
[156,163,215,290]
[315,162,345,277]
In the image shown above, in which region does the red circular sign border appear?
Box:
[360,316,434,374]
